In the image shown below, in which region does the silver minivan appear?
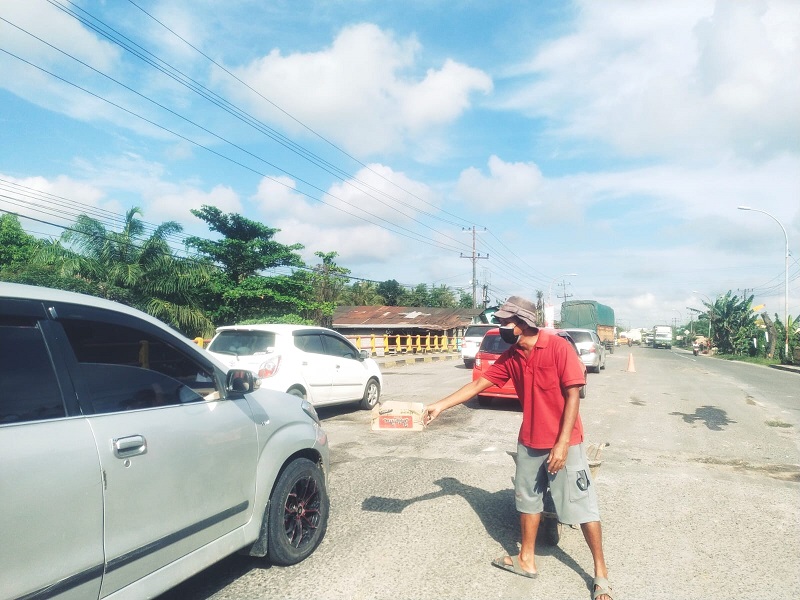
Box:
[0,283,330,600]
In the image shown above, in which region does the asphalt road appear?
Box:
[160,347,800,600]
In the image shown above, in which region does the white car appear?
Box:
[207,324,382,409]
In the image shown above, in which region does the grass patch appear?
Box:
[714,354,781,367]
[765,419,793,428]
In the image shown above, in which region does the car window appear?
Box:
[321,334,358,359]
[208,330,275,355]
[60,318,219,414]
[0,317,66,424]
[479,334,511,354]
[567,330,592,343]
[465,325,492,337]
[295,333,325,354]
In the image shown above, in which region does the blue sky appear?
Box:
[1,0,798,329]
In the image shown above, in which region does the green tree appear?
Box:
[0,214,39,271]
[377,279,404,306]
[32,208,213,336]
[341,281,384,306]
[458,290,474,308]
[428,284,457,308]
[186,206,307,324]
[309,251,350,326]
[405,283,429,307]
[701,291,756,355]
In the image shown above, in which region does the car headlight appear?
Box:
[301,399,321,425]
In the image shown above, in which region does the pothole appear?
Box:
[692,457,800,482]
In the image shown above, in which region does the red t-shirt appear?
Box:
[483,329,586,449]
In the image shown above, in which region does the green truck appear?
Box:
[560,300,616,351]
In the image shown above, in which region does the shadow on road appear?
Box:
[669,405,737,431]
[362,476,591,583]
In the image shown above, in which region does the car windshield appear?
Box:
[208,330,276,355]
[479,334,510,354]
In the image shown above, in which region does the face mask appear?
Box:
[499,324,520,345]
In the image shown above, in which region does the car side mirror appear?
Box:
[359,349,370,360]
[226,369,255,394]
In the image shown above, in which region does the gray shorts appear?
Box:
[514,442,601,525]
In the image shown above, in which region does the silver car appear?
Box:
[0,283,330,600]
[564,328,607,373]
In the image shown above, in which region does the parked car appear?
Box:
[0,283,330,600]
[472,328,587,406]
[460,323,496,368]
[563,328,607,373]
[206,324,382,410]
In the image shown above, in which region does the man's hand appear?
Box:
[423,402,443,425]
[546,441,569,474]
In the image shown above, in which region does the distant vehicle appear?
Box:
[560,300,616,353]
[472,328,587,405]
[207,324,382,409]
[564,328,607,373]
[460,323,496,368]
[0,283,330,600]
[652,325,673,349]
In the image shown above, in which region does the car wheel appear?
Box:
[463,359,474,369]
[359,378,380,410]
[267,458,329,566]
[287,387,306,400]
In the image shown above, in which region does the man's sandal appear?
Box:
[592,576,613,600]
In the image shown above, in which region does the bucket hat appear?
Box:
[493,296,539,329]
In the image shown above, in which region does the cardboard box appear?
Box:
[371,401,426,431]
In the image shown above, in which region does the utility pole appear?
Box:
[461,226,488,308]
[557,279,573,304]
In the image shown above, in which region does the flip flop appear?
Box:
[592,576,614,600]
[491,555,538,579]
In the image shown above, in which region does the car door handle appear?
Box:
[113,435,147,458]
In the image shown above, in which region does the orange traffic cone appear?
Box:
[626,353,636,372]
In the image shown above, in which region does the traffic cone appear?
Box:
[626,353,636,372]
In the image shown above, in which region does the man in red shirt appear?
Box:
[425,296,612,600]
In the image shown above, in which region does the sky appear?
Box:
[1,0,798,330]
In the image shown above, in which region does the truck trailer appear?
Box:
[560,300,616,350]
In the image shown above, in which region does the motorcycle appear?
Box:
[692,342,700,356]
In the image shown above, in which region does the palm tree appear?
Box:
[34,208,214,337]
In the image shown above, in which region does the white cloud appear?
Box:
[251,164,441,263]
[455,156,544,212]
[501,0,800,161]
[218,23,492,155]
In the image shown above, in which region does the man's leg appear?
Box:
[517,511,541,573]
[580,521,611,599]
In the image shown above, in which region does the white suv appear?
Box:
[460,323,495,368]
[207,324,382,409]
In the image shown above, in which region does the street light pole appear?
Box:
[738,206,790,360]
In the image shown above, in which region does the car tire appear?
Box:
[287,387,306,400]
[359,378,380,410]
[267,458,329,566]
[463,359,474,369]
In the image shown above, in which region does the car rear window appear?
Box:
[208,330,276,355]
[479,333,510,354]
[465,325,493,338]
[567,330,592,343]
